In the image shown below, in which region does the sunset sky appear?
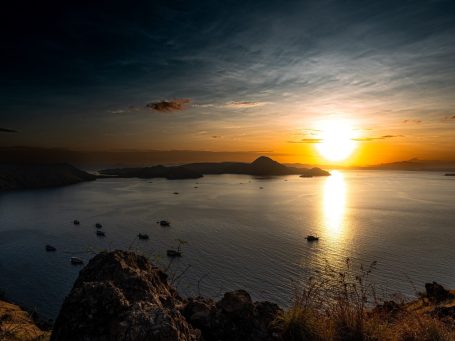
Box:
[1,0,455,165]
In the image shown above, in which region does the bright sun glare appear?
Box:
[316,120,357,162]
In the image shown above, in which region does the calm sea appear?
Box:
[0,170,454,319]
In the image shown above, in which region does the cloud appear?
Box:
[109,109,126,114]
[353,135,403,141]
[146,99,191,112]
[402,119,422,124]
[224,101,269,109]
[288,138,323,144]
[0,128,18,133]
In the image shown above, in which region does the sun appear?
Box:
[315,120,357,162]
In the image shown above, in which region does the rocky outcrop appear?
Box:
[0,163,96,191]
[51,250,199,341]
[51,251,282,341]
[425,282,452,303]
[182,291,281,341]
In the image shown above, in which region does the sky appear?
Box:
[1,0,455,165]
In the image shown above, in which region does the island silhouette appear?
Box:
[99,156,331,179]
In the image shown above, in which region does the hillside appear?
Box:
[0,163,96,191]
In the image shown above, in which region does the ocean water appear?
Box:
[0,170,454,319]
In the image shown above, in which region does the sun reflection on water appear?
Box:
[323,170,346,238]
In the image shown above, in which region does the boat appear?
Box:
[73,220,80,225]
[305,235,319,242]
[45,244,56,252]
[96,230,106,237]
[173,192,179,195]
[137,233,149,240]
[167,249,182,257]
[70,257,84,265]
[95,223,102,228]
[158,220,170,226]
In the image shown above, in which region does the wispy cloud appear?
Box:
[353,135,403,141]
[146,99,191,112]
[288,138,323,144]
[0,128,18,133]
[402,119,422,124]
[224,101,269,109]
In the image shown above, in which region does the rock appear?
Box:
[182,290,282,341]
[182,297,216,331]
[425,282,451,302]
[51,250,200,341]
[372,300,403,319]
[218,289,254,316]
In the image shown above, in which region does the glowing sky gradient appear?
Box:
[1,0,455,164]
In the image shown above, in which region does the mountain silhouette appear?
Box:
[100,156,330,179]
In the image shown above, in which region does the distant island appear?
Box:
[288,158,455,172]
[0,163,96,191]
[99,156,331,179]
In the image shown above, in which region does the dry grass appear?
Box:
[276,259,455,341]
[0,301,50,341]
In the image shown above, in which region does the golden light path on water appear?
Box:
[322,170,346,239]
[305,170,348,273]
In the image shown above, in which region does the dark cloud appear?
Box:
[146,99,191,112]
[353,135,402,141]
[0,128,18,133]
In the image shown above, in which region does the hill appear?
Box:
[100,156,330,179]
[0,163,96,191]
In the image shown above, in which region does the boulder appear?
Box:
[425,282,451,302]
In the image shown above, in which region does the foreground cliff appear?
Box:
[49,251,455,341]
[0,163,96,191]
